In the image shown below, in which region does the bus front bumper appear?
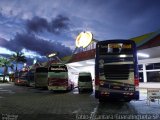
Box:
[48,86,68,91]
[96,90,139,101]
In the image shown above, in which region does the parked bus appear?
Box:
[27,69,35,87]
[34,67,48,88]
[48,63,74,91]
[95,40,139,102]
[15,70,28,86]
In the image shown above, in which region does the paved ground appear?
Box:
[0,83,160,120]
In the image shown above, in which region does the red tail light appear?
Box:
[134,77,139,86]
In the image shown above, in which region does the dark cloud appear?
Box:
[26,16,48,33]
[0,13,72,65]
[109,0,160,22]
[26,15,70,34]
[1,0,160,64]
[0,33,72,57]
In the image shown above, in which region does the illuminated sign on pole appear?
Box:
[75,31,93,48]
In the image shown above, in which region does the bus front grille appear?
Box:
[103,64,132,80]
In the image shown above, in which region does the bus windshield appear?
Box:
[48,64,68,79]
[36,67,48,73]
[79,76,92,82]
[98,42,135,81]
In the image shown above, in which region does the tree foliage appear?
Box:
[10,52,27,71]
[0,57,14,82]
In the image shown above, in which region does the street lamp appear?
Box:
[47,52,63,64]
[47,52,58,58]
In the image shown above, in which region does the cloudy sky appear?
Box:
[0,0,160,65]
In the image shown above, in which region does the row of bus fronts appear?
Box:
[14,39,140,102]
[14,63,74,91]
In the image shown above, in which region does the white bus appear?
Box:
[48,63,74,91]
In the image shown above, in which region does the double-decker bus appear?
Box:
[95,40,139,102]
[34,67,48,88]
[48,63,74,91]
[15,70,29,86]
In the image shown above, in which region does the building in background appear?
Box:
[65,30,160,83]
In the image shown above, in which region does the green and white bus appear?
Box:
[48,63,74,91]
[34,67,48,89]
[27,69,35,87]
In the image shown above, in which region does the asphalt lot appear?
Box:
[0,83,160,120]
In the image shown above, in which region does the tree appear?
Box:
[10,52,27,71]
[0,57,14,82]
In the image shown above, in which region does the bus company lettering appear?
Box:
[101,44,131,49]
[50,68,65,71]
[109,44,131,49]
